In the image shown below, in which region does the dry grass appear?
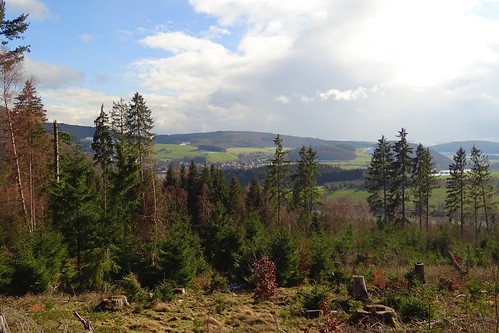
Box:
[0,264,497,332]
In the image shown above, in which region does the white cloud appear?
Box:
[318,87,368,102]
[23,57,84,89]
[6,0,53,20]
[275,95,291,104]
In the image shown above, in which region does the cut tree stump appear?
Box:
[414,263,426,284]
[350,275,369,300]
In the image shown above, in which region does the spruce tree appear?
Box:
[126,92,154,182]
[412,144,437,232]
[445,147,468,238]
[265,134,290,226]
[391,128,413,225]
[291,146,320,232]
[365,135,395,227]
[92,104,114,215]
[469,145,494,234]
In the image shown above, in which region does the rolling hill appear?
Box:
[49,123,499,169]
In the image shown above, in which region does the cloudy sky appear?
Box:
[6,0,499,144]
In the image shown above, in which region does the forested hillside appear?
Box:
[1,6,497,332]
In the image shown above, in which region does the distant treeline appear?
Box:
[223,164,365,187]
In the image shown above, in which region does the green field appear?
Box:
[153,144,238,163]
[324,147,372,169]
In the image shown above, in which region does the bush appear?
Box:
[302,284,329,312]
[154,280,175,302]
[251,254,277,301]
[387,293,435,322]
[0,247,13,292]
[268,230,302,287]
[121,272,144,302]
[12,229,67,294]
[308,233,334,281]
[159,216,202,286]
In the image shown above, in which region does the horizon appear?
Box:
[7,1,499,146]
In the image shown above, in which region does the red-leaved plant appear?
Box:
[251,254,278,301]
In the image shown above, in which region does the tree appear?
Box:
[265,134,290,226]
[469,145,494,235]
[125,92,154,182]
[365,135,395,227]
[412,144,437,232]
[445,147,468,238]
[291,146,320,232]
[246,177,263,212]
[391,128,413,225]
[50,149,100,271]
[92,104,114,215]
[12,79,50,232]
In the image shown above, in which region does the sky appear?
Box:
[6,0,499,145]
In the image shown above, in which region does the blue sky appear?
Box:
[6,0,499,144]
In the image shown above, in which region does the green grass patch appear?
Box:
[153,144,238,163]
[325,188,369,202]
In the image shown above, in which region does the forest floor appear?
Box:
[0,265,497,333]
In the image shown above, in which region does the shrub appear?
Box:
[121,272,144,302]
[302,284,329,312]
[308,233,334,281]
[251,254,277,301]
[387,294,435,322]
[159,216,201,286]
[268,230,302,287]
[154,280,175,302]
[12,229,67,294]
[0,247,13,292]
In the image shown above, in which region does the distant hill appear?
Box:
[430,141,499,158]
[155,131,373,149]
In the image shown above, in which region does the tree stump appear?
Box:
[414,263,426,284]
[350,275,369,300]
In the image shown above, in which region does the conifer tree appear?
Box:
[92,104,114,214]
[265,134,289,226]
[412,144,437,232]
[246,177,263,212]
[12,79,50,231]
[126,92,154,182]
[365,135,395,227]
[391,128,413,225]
[445,147,468,238]
[469,145,494,234]
[291,146,320,231]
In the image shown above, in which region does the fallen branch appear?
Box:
[447,251,467,276]
[0,314,8,333]
[73,311,93,332]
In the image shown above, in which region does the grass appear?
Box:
[2,264,497,332]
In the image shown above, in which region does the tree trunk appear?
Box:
[53,120,60,183]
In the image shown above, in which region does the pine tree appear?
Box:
[469,145,494,234]
[445,147,468,238]
[365,135,395,227]
[391,128,413,225]
[412,144,437,232]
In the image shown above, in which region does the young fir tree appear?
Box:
[246,177,263,213]
[445,147,468,238]
[391,128,413,225]
[365,135,395,227]
[412,144,437,232]
[469,145,494,234]
[291,146,320,232]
